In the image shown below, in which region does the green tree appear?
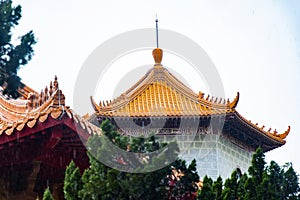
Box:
[197,176,214,200]
[237,173,248,200]
[199,147,300,200]
[64,160,83,200]
[68,119,198,200]
[42,187,54,200]
[259,161,283,200]
[244,148,266,200]
[281,163,300,200]
[212,176,223,200]
[222,170,239,200]
[0,0,36,98]
[169,159,199,200]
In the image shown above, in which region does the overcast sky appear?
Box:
[13,0,300,173]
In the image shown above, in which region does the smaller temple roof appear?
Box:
[0,76,100,174]
[0,76,101,137]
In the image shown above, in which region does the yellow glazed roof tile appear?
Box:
[91,48,290,143]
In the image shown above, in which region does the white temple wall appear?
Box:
[160,133,253,180]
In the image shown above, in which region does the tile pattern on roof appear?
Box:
[91,66,239,117]
[91,48,290,143]
[0,76,101,136]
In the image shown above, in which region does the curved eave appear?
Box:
[0,108,99,168]
[94,108,236,118]
[92,95,238,117]
[92,66,239,116]
[0,76,102,138]
[224,111,290,152]
[0,76,66,123]
[18,84,37,99]
[233,111,289,143]
[0,88,59,123]
[0,106,101,140]
[0,93,28,121]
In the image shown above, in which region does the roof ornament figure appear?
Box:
[152,15,163,66]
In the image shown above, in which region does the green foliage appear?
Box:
[281,163,300,200]
[198,176,214,200]
[63,119,300,200]
[245,147,266,199]
[212,176,223,200]
[78,120,177,199]
[237,173,248,200]
[169,159,199,199]
[222,170,240,200]
[197,175,224,200]
[63,119,199,200]
[0,0,36,98]
[63,160,83,200]
[42,187,54,200]
[199,147,300,200]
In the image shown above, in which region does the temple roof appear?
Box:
[0,76,101,137]
[91,49,239,117]
[91,48,290,148]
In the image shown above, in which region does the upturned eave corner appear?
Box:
[234,111,291,144]
[90,96,99,112]
[229,92,239,109]
[278,125,290,140]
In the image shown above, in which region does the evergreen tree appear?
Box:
[199,147,300,200]
[42,187,54,200]
[237,173,248,200]
[248,148,265,183]
[259,161,283,200]
[212,176,223,200]
[197,176,214,200]
[0,0,36,98]
[222,170,239,200]
[63,160,83,200]
[282,163,300,200]
[73,120,197,200]
[244,147,266,200]
[169,159,200,200]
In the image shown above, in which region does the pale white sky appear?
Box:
[14,0,300,173]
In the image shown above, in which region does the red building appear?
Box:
[0,77,99,199]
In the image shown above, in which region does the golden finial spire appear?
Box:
[152,15,163,66]
[156,15,159,48]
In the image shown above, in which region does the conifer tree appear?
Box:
[0,0,36,98]
[212,176,223,200]
[42,187,54,200]
[243,148,265,199]
[63,160,83,200]
[199,147,300,200]
[75,119,197,200]
[169,159,199,199]
[222,170,239,200]
[282,163,300,200]
[197,176,214,200]
[237,173,248,200]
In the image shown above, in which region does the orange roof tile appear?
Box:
[0,76,101,137]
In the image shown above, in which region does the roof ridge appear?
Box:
[0,76,66,123]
